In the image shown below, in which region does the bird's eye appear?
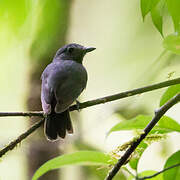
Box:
[67,47,74,53]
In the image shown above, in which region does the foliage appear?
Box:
[108,115,180,134]
[163,151,180,180]
[32,112,180,179]
[32,151,117,180]
[141,0,180,55]
[0,0,179,179]
[160,84,180,106]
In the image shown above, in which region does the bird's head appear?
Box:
[54,43,96,63]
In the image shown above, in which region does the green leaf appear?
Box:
[158,116,180,132]
[74,142,126,179]
[140,0,160,20]
[128,170,163,180]
[163,34,180,55]
[166,0,180,33]
[109,115,151,133]
[151,0,163,36]
[108,115,180,135]
[32,151,117,180]
[160,84,180,106]
[164,150,180,180]
[129,142,148,170]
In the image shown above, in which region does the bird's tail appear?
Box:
[44,109,73,141]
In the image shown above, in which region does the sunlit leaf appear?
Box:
[164,150,180,180]
[140,0,160,20]
[163,34,180,55]
[32,151,117,180]
[108,115,180,135]
[160,84,180,106]
[151,0,164,36]
[166,0,180,33]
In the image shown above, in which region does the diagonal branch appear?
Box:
[137,163,180,180]
[105,93,180,180]
[0,77,180,117]
[0,118,44,158]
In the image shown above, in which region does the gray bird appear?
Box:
[41,43,95,141]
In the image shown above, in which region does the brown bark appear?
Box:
[26,1,71,179]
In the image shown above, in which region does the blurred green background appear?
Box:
[0,0,180,179]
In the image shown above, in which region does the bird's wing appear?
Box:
[41,62,68,114]
[41,64,55,114]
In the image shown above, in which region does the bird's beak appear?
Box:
[84,47,96,53]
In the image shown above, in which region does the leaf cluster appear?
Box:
[141,0,180,55]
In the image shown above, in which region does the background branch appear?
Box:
[137,163,180,180]
[0,78,180,158]
[105,93,180,180]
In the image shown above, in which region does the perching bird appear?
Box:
[41,43,95,141]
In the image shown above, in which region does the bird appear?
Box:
[41,43,95,141]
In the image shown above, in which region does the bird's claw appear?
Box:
[76,100,81,112]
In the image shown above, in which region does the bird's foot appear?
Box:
[76,100,81,112]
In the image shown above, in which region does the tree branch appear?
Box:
[0,118,44,158]
[0,111,43,117]
[0,77,180,117]
[137,163,180,180]
[105,93,180,180]
[0,78,179,158]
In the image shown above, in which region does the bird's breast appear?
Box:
[51,60,87,107]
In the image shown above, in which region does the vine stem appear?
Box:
[137,163,180,180]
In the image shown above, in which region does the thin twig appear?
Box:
[105,93,180,180]
[0,77,180,117]
[137,163,180,180]
[0,119,44,158]
[0,111,43,117]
